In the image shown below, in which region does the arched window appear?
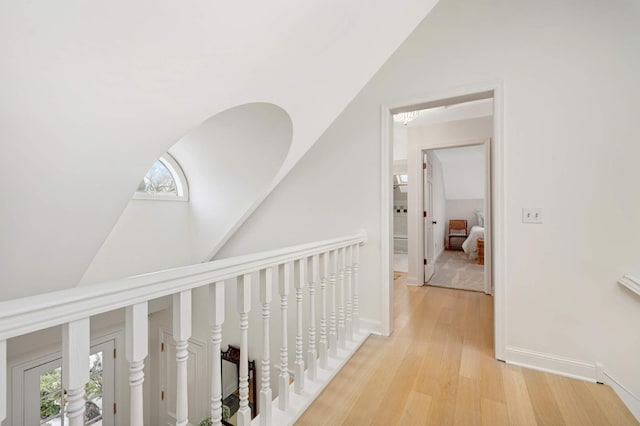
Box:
[133,154,189,201]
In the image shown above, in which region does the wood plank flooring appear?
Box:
[296,273,638,426]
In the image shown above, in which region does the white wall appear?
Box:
[216,0,640,417]
[446,199,483,228]
[433,144,485,200]
[0,0,439,300]
[79,103,292,285]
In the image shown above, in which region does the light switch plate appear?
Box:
[522,208,543,224]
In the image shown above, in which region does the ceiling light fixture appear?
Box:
[393,111,420,125]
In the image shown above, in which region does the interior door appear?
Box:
[423,152,436,282]
[23,340,115,426]
[159,329,207,426]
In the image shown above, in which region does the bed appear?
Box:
[462,225,485,260]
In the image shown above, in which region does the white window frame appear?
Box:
[133,153,189,201]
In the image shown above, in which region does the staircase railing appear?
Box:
[0,232,367,426]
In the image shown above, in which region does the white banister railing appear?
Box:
[62,318,90,426]
[209,281,225,425]
[259,268,273,426]
[173,290,192,426]
[0,232,366,426]
[294,258,306,395]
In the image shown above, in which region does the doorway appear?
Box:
[20,340,115,426]
[381,85,505,360]
[422,142,489,294]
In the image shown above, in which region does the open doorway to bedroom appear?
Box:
[392,97,493,294]
[423,143,487,293]
[384,87,503,360]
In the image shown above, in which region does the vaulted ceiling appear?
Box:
[0,1,440,299]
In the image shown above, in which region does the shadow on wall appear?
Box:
[79,103,293,285]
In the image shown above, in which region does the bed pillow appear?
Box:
[476,211,485,227]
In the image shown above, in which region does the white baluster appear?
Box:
[259,268,273,425]
[278,262,292,410]
[328,250,338,357]
[126,302,148,426]
[346,245,354,341]
[237,274,252,426]
[173,290,192,426]
[319,252,329,369]
[308,255,319,379]
[353,244,361,334]
[62,318,90,426]
[209,282,225,426]
[294,258,306,394]
[337,247,346,349]
[0,340,6,423]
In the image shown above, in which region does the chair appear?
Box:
[448,219,468,250]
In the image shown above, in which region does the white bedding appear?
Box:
[462,226,485,260]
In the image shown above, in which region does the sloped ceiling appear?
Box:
[0,0,440,300]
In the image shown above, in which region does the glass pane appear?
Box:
[39,367,62,425]
[38,352,104,426]
[399,174,408,183]
[137,160,177,195]
[85,351,104,425]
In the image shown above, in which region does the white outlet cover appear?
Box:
[522,208,543,224]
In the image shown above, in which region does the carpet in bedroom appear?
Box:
[427,250,484,292]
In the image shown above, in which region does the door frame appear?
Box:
[12,333,118,426]
[418,139,491,294]
[380,81,505,360]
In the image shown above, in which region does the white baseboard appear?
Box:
[406,275,420,286]
[505,346,640,422]
[603,371,640,421]
[359,318,382,335]
[504,346,597,382]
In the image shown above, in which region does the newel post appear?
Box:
[237,274,252,426]
[209,281,225,426]
[259,268,273,425]
[62,318,90,426]
[173,290,192,426]
[126,302,148,426]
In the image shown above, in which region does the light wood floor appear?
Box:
[296,273,638,426]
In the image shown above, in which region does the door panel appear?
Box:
[423,154,435,282]
[159,329,207,426]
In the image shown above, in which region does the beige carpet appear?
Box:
[427,250,484,292]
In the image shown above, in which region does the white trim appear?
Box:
[11,332,120,426]
[603,370,640,421]
[380,81,505,359]
[0,233,366,341]
[133,153,189,201]
[504,346,597,382]
[358,318,382,336]
[618,275,640,297]
[380,104,393,337]
[412,138,489,288]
